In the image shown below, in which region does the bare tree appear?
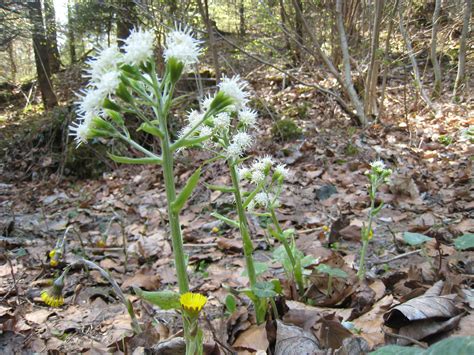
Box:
[197,0,220,82]
[430,0,442,97]
[67,0,77,63]
[44,0,61,73]
[28,0,57,109]
[452,0,472,101]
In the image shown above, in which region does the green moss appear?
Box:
[271,119,302,142]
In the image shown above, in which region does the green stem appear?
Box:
[229,163,257,288]
[357,191,376,281]
[269,208,304,297]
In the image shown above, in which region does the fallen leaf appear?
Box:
[233,324,269,352]
[275,320,320,354]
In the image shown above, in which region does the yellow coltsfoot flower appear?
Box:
[41,273,66,308]
[180,292,207,316]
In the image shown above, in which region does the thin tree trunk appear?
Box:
[117,2,137,49]
[364,0,384,117]
[279,0,292,53]
[68,0,77,63]
[7,41,17,84]
[452,0,472,100]
[293,0,304,63]
[398,0,437,114]
[430,0,442,97]
[28,0,57,109]
[197,0,220,83]
[378,0,399,120]
[44,0,61,73]
[239,0,245,36]
[335,0,368,125]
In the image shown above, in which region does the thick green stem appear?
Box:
[357,193,375,281]
[229,163,257,287]
[270,208,304,297]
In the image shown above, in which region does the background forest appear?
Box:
[0,0,473,354]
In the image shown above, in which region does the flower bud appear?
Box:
[116,83,133,103]
[210,91,234,112]
[103,98,122,112]
[166,57,184,84]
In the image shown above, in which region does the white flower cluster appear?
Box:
[164,25,202,69]
[70,28,156,147]
[239,156,291,184]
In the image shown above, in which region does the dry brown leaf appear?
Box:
[121,268,161,291]
[274,320,320,354]
[233,323,269,352]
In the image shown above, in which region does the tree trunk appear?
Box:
[68,0,77,63]
[197,0,220,83]
[364,0,384,117]
[28,0,57,109]
[430,0,442,97]
[7,41,17,84]
[452,0,472,100]
[293,0,304,63]
[117,2,137,49]
[398,0,437,114]
[335,0,368,125]
[279,0,292,53]
[44,0,61,73]
[239,0,245,36]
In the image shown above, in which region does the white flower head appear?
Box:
[213,112,231,130]
[199,125,213,138]
[260,155,274,169]
[251,169,265,184]
[251,159,266,174]
[232,131,252,150]
[75,88,104,116]
[85,46,121,83]
[275,163,291,180]
[237,166,251,180]
[370,160,385,174]
[254,192,270,208]
[164,25,202,69]
[187,109,205,126]
[201,94,215,112]
[123,28,155,66]
[218,75,249,110]
[238,107,257,127]
[226,142,244,159]
[69,116,93,147]
[95,70,121,96]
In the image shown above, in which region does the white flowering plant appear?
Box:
[69,26,237,355]
[357,160,392,280]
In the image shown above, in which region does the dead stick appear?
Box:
[373,249,421,265]
[383,329,428,349]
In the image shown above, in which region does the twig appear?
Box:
[204,314,236,355]
[6,254,19,300]
[373,249,421,265]
[383,329,428,348]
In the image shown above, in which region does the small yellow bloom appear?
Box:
[49,249,60,267]
[368,229,374,240]
[41,290,64,307]
[322,225,330,232]
[211,227,219,234]
[49,250,56,259]
[41,274,65,307]
[180,292,207,315]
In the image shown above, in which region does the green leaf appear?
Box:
[454,234,474,250]
[138,122,164,139]
[133,288,180,310]
[171,168,201,214]
[316,264,348,278]
[252,281,277,298]
[301,255,318,268]
[242,262,268,277]
[211,212,239,228]
[425,336,474,354]
[369,345,424,355]
[271,279,282,294]
[108,153,162,165]
[403,232,433,246]
[204,183,236,193]
[104,109,124,126]
[171,135,210,151]
[225,294,237,313]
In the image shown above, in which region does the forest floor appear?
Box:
[0,67,473,354]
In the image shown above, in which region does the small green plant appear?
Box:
[315,264,348,296]
[357,161,392,281]
[438,134,454,146]
[461,126,474,144]
[271,119,302,141]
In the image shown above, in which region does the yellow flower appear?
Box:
[40,274,65,307]
[322,225,330,232]
[41,290,64,307]
[49,249,60,267]
[211,227,219,234]
[180,292,207,315]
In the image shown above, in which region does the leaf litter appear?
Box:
[0,68,473,354]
